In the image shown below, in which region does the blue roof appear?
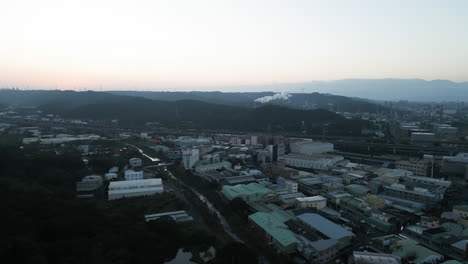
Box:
[297,213,354,240]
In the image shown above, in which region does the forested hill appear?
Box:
[59,98,369,136]
[0,90,371,136]
[110,91,388,114]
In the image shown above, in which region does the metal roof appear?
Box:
[297,213,354,240]
[248,210,299,248]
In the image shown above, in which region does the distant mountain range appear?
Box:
[0,90,371,136]
[210,79,468,102]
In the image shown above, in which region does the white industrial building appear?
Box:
[124,169,144,181]
[282,153,344,170]
[129,157,143,167]
[108,178,164,200]
[295,195,327,209]
[182,148,200,169]
[290,140,334,155]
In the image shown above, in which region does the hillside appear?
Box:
[63,98,369,136]
[110,91,387,114]
[0,90,371,136]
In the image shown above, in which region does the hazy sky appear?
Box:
[1,0,467,90]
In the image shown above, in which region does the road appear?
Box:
[126,143,160,162]
[166,170,243,243]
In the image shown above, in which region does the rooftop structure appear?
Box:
[296,213,354,241]
[108,178,163,200]
[248,209,299,253]
[289,140,334,155]
[283,153,343,170]
[349,251,401,264]
[221,183,273,202]
[145,210,193,223]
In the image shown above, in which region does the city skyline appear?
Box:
[1,0,468,90]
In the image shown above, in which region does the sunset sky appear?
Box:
[1,0,467,90]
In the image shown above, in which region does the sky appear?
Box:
[0,0,467,90]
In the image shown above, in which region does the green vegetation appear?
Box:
[0,146,219,264]
[0,90,371,136]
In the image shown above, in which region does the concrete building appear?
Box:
[277,177,299,194]
[283,153,344,170]
[383,183,442,209]
[124,169,144,181]
[195,161,231,173]
[182,148,200,169]
[396,160,430,177]
[295,196,327,209]
[108,178,163,200]
[129,157,143,167]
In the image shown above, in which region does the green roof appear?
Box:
[249,210,299,251]
[221,183,273,201]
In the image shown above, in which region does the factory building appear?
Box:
[289,140,334,155]
[108,178,163,200]
[283,153,344,170]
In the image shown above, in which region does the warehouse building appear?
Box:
[108,178,164,200]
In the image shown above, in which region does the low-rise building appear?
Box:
[108,178,164,200]
[396,160,430,177]
[295,196,327,209]
[348,251,401,264]
[283,153,344,170]
[129,157,143,167]
[195,161,232,173]
[124,169,144,181]
[221,183,274,202]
